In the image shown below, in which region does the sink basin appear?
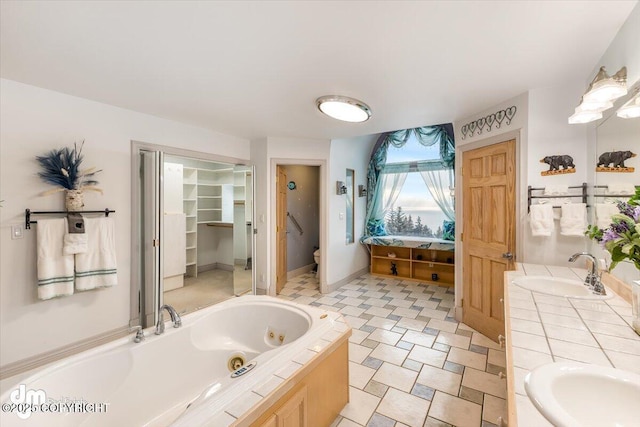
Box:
[525,362,640,427]
[512,276,613,299]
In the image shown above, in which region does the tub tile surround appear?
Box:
[505,264,640,427]
[279,273,509,427]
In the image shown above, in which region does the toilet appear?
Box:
[313,249,320,265]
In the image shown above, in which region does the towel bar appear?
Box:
[25,208,115,230]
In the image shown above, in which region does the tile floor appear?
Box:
[277,273,507,427]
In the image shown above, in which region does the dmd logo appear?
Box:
[8,384,46,419]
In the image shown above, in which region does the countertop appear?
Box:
[504,263,640,427]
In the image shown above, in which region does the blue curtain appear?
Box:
[363,124,455,238]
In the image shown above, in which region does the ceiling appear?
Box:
[1,1,637,141]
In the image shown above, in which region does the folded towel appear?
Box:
[530,204,554,236]
[63,233,88,255]
[560,203,587,236]
[37,218,74,300]
[75,217,117,291]
[595,203,619,229]
[607,182,636,195]
[544,185,569,196]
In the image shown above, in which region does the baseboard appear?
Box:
[325,267,369,294]
[287,263,316,280]
[0,326,130,381]
[198,262,234,273]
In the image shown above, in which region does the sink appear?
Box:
[512,276,613,299]
[525,362,640,427]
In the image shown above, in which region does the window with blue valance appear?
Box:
[363,124,455,239]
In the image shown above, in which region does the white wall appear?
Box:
[328,135,377,286]
[0,79,249,367]
[284,165,320,272]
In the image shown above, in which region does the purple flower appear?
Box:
[601,228,620,245]
[633,206,640,222]
[612,221,630,233]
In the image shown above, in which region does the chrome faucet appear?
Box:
[155,304,182,335]
[568,252,606,295]
[131,325,145,343]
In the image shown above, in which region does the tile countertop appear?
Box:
[504,263,640,427]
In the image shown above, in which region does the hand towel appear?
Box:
[75,217,117,290]
[544,185,569,196]
[529,204,554,236]
[63,234,88,255]
[607,182,636,195]
[595,203,619,229]
[163,212,186,278]
[37,218,74,300]
[560,203,587,236]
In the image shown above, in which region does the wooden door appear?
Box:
[462,140,516,342]
[276,165,287,293]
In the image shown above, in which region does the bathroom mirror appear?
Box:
[593,79,640,286]
[346,169,355,244]
[132,143,254,328]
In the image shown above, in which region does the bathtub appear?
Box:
[0,296,350,427]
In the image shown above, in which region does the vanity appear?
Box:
[502,263,640,426]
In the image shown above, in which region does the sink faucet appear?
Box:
[568,252,606,295]
[155,304,182,335]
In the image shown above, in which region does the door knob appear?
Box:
[502,252,514,260]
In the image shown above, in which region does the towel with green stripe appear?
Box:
[75,217,117,290]
[37,218,74,300]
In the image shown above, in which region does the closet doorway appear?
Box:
[275,163,321,294]
[462,139,516,341]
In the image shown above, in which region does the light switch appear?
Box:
[11,225,23,240]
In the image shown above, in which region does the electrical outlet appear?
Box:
[339,212,344,220]
[11,225,23,240]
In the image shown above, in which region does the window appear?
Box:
[367,126,455,238]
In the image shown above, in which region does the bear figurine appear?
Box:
[540,155,575,171]
[597,151,637,168]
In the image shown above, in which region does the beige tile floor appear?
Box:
[277,273,507,427]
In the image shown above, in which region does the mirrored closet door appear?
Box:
[134,145,254,328]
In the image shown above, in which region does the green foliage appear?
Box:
[385,206,442,238]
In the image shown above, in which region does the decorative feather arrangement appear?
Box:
[36,141,103,195]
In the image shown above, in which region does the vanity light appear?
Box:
[316,96,372,123]
[616,87,640,119]
[583,66,627,104]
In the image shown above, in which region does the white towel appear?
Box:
[595,203,619,229]
[63,233,88,255]
[75,217,117,290]
[607,182,636,195]
[163,212,186,277]
[544,185,569,196]
[560,203,588,236]
[37,218,74,300]
[529,204,554,236]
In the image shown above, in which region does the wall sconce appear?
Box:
[358,185,367,198]
[336,181,347,195]
[569,66,627,124]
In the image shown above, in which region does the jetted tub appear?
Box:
[0,296,347,426]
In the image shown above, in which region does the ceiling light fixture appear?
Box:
[316,96,372,123]
[616,87,640,119]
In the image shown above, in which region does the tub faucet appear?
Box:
[155,304,182,335]
[568,252,606,295]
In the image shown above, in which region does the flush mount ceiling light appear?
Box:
[583,66,627,103]
[616,87,640,119]
[316,96,372,123]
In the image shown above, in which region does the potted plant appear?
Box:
[36,141,102,211]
